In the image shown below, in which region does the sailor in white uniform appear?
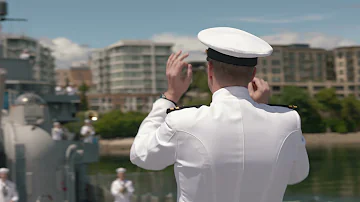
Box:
[130,27,310,202]
[80,119,95,143]
[0,168,18,202]
[110,168,135,202]
[51,122,64,140]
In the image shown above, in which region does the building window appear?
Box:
[339,70,344,75]
[271,60,281,66]
[335,86,344,91]
[289,52,295,58]
[314,86,325,91]
[346,52,352,58]
[272,86,280,91]
[272,77,281,82]
[337,52,343,58]
[271,68,281,74]
[262,60,267,66]
[143,56,151,62]
[262,68,267,74]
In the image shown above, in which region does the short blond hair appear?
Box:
[208,58,255,86]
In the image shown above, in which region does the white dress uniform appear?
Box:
[51,127,64,140]
[110,180,134,202]
[81,122,95,143]
[110,168,135,202]
[0,168,19,202]
[0,180,18,202]
[130,27,310,202]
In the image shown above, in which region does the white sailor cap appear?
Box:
[198,27,273,67]
[116,168,126,173]
[0,168,9,174]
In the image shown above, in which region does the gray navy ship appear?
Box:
[0,2,100,201]
[0,59,100,202]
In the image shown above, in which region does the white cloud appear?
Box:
[152,31,358,55]
[224,14,327,24]
[39,37,92,69]
[36,30,357,68]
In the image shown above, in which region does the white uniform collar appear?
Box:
[212,86,253,103]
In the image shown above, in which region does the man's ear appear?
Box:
[207,61,213,78]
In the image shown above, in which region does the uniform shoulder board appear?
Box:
[166,105,203,114]
[268,104,298,110]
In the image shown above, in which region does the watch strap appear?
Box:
[160,93,177,106]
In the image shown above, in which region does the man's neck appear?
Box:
[211,84,248,94]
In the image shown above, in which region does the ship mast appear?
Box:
[0,0,28,40]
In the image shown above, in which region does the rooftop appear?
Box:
[107,40,173,49]
[270,44,327,51]
[2,34,38,43]
[333,46,360,50]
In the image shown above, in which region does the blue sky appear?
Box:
[3,0,360,68]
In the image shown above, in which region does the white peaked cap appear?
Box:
[0,168,9,174]
[116,168,126,173]
[198,27,273,66]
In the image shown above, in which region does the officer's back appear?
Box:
[130,27,309,202]
[168,86,307,202]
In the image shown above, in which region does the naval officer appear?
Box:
[110,168,135,202]
[130,27,309,202]
[0,168,18,202]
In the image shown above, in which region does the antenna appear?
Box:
[0,1,28,34]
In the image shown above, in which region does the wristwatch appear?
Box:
[160,93,177,106]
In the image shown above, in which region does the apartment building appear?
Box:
[91,40,172,94]
[90,48,110,93]
[55,62,93,87]
[333,46,360,83]
[89,40,173,112]
[186,44,360,98]
[0,35,56,84]
[87,93,159,113]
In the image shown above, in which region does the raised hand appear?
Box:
[164,50,193,103]
[248,77,270,104]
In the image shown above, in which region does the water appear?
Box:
[89,146,360,202]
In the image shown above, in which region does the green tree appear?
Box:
[315,88,342,116]
[93,110,147,139]
[273,86,326,133]
[78,82,89,111]
[340,95,360,132]
[65,77,70,86]
[314,88,343,132]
